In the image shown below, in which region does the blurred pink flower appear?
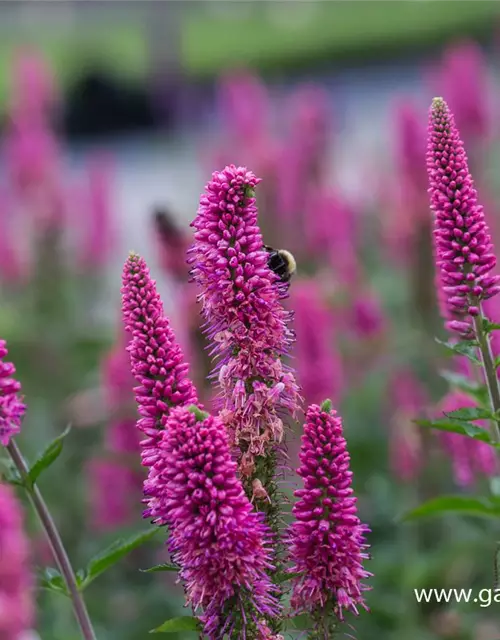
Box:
[10,50,58,124]
[86,456,140,532]
[292,280,342,405]
[383,99,429,263]
[388,370,428,482]
[350,289,386,340]
[0,188,26,283]
[78,154,115,269]
[4,120,59,198]
[0,483,33,639]
[87,333,142,532]
[304,189,360,282]
[218,70,270,143]
[435,40,491,144]
[274,84,331,250]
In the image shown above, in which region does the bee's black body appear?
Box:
[264,245,296,283]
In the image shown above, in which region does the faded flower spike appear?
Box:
[121,253,198,522]
[188,165,300,476]
[155,406,280,639]
[427,97,500,336]
[289,401,371,631]
[0,482,33,639]
[0,339,26,446]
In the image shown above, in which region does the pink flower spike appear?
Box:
[0,482,34,639]
[289,401,371,626]
[0,340,26,446]
[427,97,500,336]
[188,165,301,475]
[154,406,280,639]
[121,253,198,522]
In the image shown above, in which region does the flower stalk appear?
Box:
[473,310,500,443]
[6,439,97,640]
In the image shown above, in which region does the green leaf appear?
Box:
[187,404,209,422]
[414,418,493,443]
[275,571,303,584]
[75,568,87,588]
[482,318,500,334]
[320,399,333,413]
[28,425,72,486]
[435,338,480,365]
[39,567,68,595]
[284,614,311,631]
[443,407,493,421]
[140,563,179,573]
[439,370,489,403]
[150,616,201,634]
[80,528,160,590]
[400,496,500,522]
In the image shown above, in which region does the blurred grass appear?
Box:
[0,25,148,108]
[182,0,500,76]
[0,1,497,111]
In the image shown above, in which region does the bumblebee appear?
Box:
[264,246,297,283]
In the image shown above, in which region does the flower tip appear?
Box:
[320,398,333,413]
[187,404,209,422]
[431,96,446,110]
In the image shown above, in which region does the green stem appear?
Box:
[473,310,500,443]
[7,440,97,640]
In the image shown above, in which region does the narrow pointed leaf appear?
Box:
[39,567,68,595]
[140,563,179,573]
[414,418,492,443]
[150,616,201,633]
[28,425,72,486]
[400,496,500,522]
[482,318,500,334]
[275,571,303,584]
[443,407,493,421]
[80,528,160,589]
[435,338,480,365]
[284,614,311,630]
